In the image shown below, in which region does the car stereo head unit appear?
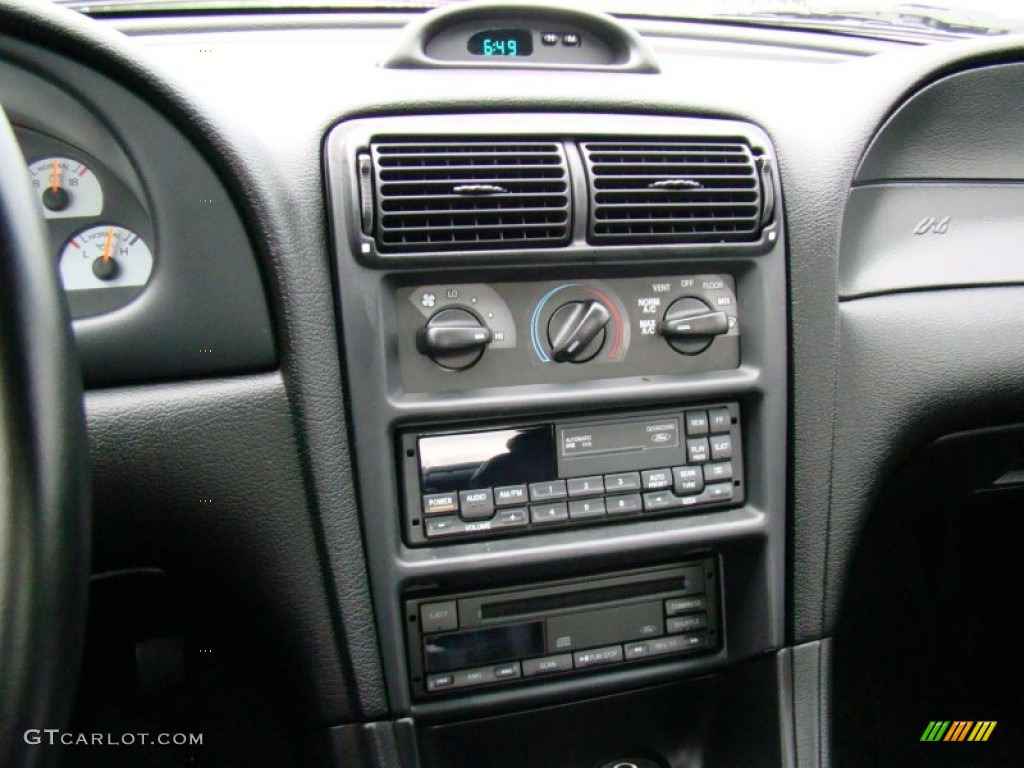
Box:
[405,559,721,698]
[400,403,744,545]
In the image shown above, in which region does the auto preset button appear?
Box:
[641,468,673,491]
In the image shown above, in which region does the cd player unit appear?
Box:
[405,559,721,698]
[400,403,744,545]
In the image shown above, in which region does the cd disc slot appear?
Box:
[481,575,691,620]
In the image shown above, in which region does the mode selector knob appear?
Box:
[547,299,611,363]
[659,297,729,355]
[416,308,493,371]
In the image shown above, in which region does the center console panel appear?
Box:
[326,113,787,746]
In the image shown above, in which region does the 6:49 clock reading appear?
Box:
[467,29,533,57]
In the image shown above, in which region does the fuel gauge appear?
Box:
[60,225,153,293]
[28,157,104,219]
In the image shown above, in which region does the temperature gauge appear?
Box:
[59,225,153,293]
[28,157,104,219]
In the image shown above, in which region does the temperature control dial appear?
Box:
[659,297,729,355]
[547,299,611,363]
[416,308,493,371]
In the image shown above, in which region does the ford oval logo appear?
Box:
[651,433,672,443]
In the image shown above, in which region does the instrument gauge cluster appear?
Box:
[18,127,156,319]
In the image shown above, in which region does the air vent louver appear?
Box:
[370,141,571,253]
[582,140,763,245]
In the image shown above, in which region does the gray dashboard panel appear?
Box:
[856,62,1024,183]
[840,183,1024,297]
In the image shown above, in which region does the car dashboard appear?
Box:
[3,1,1024,766]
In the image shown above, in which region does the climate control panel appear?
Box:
[396,274,739,392]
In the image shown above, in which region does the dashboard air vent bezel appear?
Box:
[369,140,573,254]
[581,139,764,246]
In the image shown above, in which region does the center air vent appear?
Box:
[369,141,572,253]
[581,140,765,245]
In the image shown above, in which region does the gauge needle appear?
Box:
[101,227,114,262]
[50,159,59,194]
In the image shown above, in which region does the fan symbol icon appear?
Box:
[421,292,436,308]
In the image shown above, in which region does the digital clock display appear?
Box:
[467,29,534,57]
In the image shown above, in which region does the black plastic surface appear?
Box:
[856,62,1024,183]
[415,654,786,768]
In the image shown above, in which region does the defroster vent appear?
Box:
[368,141,572,253]
[582,139,767,245]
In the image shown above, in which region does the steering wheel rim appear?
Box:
[0,102,90,767]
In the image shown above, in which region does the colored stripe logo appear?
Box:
[921,721,996,742]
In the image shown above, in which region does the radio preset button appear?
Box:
[665,596,706,616]
[425,516,467,538]
[574,645,624,669]
[422,492,459,516]
[667,613,708,634]
[420,600,458,634]
[685,410,709,436]
[522,654,573,677]
[673,466,704,496]
[459,489,495,520]
[604,472,641,492]
[643,490,682,512]
[529,480,568,502]
[686,438,710,464]
[494,484,529,506]
[492,662,522,680]
[704,461,733,482]
[709,435,733,461]
[531,502,569,525]
[569,497,606,520]
[493,507,529,529]
[567,476,605,497]
[427,674,455,692]
[641,468,673,491]
[708,407,732,433]
[606,493,642,516]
